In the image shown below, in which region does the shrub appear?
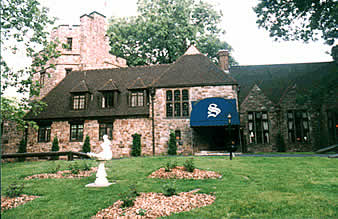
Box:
[17,138,27,162]
[119,184,139,208]
[5,182,24,198]
[183,158,195,172]
[68,162,80,175]
[276,132,286,152]
[164,160,177,172]
[51,136,60,160]
[82,135,91,153]
[168,131,177,155]
[162,182,177,196]
[81,162,91,171]
[48,163,61,174]
[131,133,141,157]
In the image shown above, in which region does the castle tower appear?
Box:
[34,11,127,99]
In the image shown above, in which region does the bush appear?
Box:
[17,138,27,162]
[82,135,91,153]
[119,184,139,208]
[162,182,177,196]
[183,158,195,172]
[168,131,177,155]
[131,133,141,157]
[5,182,24,198]
[164,160,177,172]
[68,162,80,175]
[276,132,286,152]
[51,136,59,152]
[47,163,61,174]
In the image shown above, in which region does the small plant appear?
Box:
[48,163,61,174]
[183,158,195,172]
[51,136,59,160]
[80,162,91,171]
[82,135,91,153]
[68,162,80,174]
[137,208,147,216]
[162,182,177,196]
[131,133,141,157]
[119,184,139,208]
[17,138,27,162]
[5,182,25,198]
[164,160,177,172]
[168,131,177,155]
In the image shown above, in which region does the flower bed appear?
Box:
[148,166,222,179]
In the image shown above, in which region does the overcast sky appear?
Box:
[39,0,333,65]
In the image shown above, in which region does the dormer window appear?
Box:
[130,90,144,107]
[101,91,115,108]
[73,94,86,110]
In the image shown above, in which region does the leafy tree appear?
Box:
[254,0,337,46]
[107,0,236,66]
[82,135,91,153]
[168,131,177,155]
[1,0,61,129]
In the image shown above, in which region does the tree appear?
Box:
[254,0,337,46]
[82,135,91,153]
[167,131,177,155]
[107,0,236,66]
[17,138,27,161]
[1,0,61,129]
[131,133,141,156]
[51,136,59,152]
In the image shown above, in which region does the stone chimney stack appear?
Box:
[217,50,229,72]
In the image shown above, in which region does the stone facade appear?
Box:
[33,12,127,99]
[1,121,24,154]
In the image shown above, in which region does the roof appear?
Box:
[153,50,237,88]
[25,49,237,121]
[230,61,337,103]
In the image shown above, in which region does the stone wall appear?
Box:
[1,120,24,154]
[153,85,237,155]
[240,84,280,152]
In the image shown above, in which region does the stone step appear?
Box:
[194,151,241,156]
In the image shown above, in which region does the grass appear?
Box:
[1,156,337,218]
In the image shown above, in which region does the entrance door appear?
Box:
[193,126,238,151]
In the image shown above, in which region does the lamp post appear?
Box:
[227,113,233,160]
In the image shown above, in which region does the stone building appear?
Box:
[231,61,337,152]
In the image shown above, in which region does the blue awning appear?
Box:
[190,98,240,127]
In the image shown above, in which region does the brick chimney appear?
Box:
[217,50,229,72]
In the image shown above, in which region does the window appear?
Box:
[99,123,113,140]
[248,112,269,144]
[287,110,309,142]
[40,71,46,86]
[66,37,72,50]
[101,92,115,108]
[70,123,83,141]
[166,89,189,117]
[129,90,144,107]
[38,125,51,142]
[327,110,338,144]
[73,94,86,110]
[65,68,72,75]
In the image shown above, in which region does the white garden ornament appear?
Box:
[86,135,113,187]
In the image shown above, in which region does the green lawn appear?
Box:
[1,156,337,218]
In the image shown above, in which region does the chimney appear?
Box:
[217,50,229,72]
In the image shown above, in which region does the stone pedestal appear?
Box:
[86,160,113,187]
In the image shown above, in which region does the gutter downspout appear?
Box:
[150,87,156,156]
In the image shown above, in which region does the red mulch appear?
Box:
[93,190,215,218]
[1,195,39,211]
[148,166,222,179]
[24,167,97,180]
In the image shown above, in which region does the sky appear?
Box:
[39,0,333,66]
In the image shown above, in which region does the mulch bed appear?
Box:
[93,190,215,218]
[1,195,40,211]
[24,167,97,180]
[148,166,222,179]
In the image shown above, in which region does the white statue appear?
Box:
[87,135,112,160]
[86,135,113,187]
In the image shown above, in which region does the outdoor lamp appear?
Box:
[227,113,232,124]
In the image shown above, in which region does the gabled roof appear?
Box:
[153,49,237,88]
[70,80,89,93]
[98,79,119,91]
[230,61,337,104]
[128,77,146,89]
